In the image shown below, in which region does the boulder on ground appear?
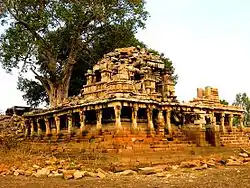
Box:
[138,167,163,175]
[180,160,200,168]
[73,170,86,179]
[115,170,137,176]
[63,170,75,180]
[34,168,50,178]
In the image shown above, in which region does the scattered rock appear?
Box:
[48,172,63,178]
[63,170,75,180]
[73,170,86,179]
[226,159,242,166]
[15,169,25,175]
[229,156,237,161]
[171,165,179,170]
[35,168,50,178]
[206,162,216,168]
[239,153,248,158]
[13,171,19,176]
[243,158,250,162]
[58,169,65,173]
[32,164,41,170]
[85,171,98,178]
[240,148,250,156]
[5,170,12,176]
[193,164,208,170]
[180,160,200,168]
[24,170,33,176]
[156,172,171,178]
[10,166,17,172]
[138,167,163,175]
[96,168,107,175]
[45,158,58,165]
[115,170,137,176]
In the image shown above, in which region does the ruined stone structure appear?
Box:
[22,47,245,148]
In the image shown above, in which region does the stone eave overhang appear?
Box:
[170,103,244,113]
[23,98,161,117]
[23,98,244,118]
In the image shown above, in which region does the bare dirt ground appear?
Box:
[1,141,250,188]
[0,166,250,188]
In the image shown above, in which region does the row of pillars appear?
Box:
[218,112,244,132]
[25,105,173,137]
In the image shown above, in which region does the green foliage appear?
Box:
[17,77,49,107]
[147,48,178,85]
[220,99,229,105]
[0,0,149,106]
[233,92,250,125]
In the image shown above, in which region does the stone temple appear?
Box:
[22,47,246,147]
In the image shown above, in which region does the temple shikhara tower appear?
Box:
[22,47,246,147]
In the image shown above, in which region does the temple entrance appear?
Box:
[121,107,132,121]
[73,112,80,128]
[38,119,46,132]
[102,108,115,126]
[48,117,55,130]
[60,115,67,130]
[85,110,97,126]
[153,109,159,130]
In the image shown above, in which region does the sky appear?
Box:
[1,0,250,111]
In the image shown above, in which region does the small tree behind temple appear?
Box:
[233,92,250,126]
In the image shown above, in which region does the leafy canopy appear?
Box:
[0,0,149,106]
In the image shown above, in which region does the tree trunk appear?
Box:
[48,82,69,108]
[35,48,75,108]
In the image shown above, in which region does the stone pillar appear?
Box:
[147,107,154,131]
[228,114,233,132]
[220,113,225,133]
[67,113,73,136]
[36,119,42,136]
[239,114,244,131]
[198,113,206,129]
[210,112,220,146]
[96,109,102,130]
[132,105,138,130]
[54,115,60,136]
[79,110,86,134]
[166,109,172,136]
[157,110,165,135]
[44,118,51,136]
[30,119,35,137]
[210,112,216,126]
[114,104,122,129]
[24,119,30,137]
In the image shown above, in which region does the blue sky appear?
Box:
[1,0,250,111]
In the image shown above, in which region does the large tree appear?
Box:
[17,39,178,107]
[17,24,147,107]
[0,0,148,107]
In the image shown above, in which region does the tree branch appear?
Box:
[8,7,45,45]
[30,67,51,95]
[8,7,57,73]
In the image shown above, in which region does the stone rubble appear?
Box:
[0,115,24,139]
[0,148,249,180]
